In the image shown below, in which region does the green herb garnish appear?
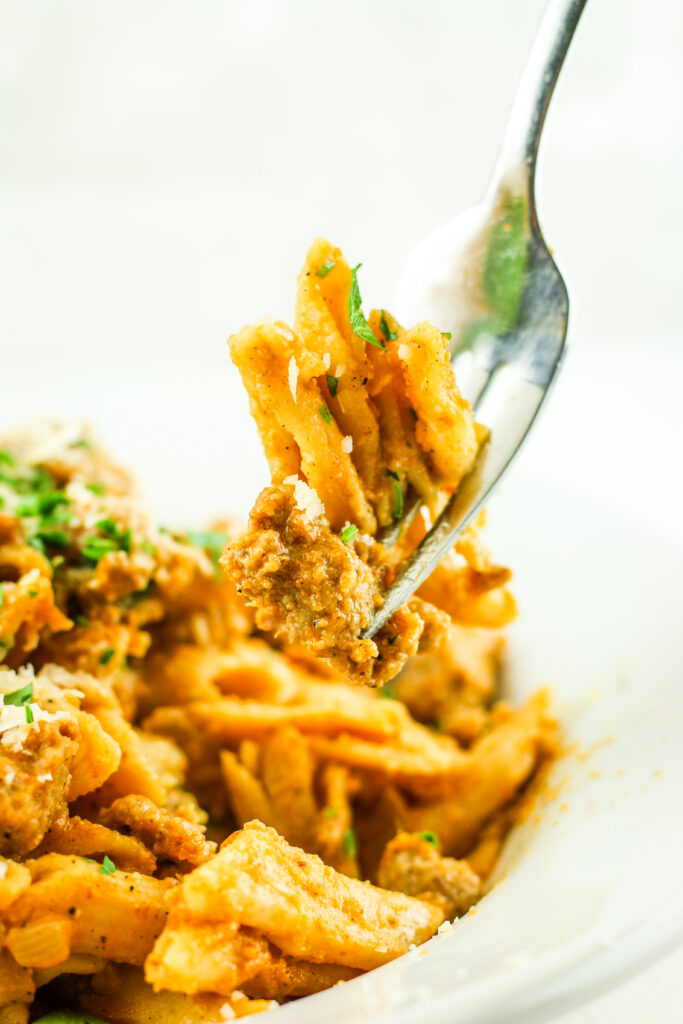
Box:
[120,581,156,610]
[325,806,338,819]
[349,264,386,352]
[391,480,403,521]
[76,615,90,628]
[139,540,157,556]
[33,528,69,550]
[442,331,452,340]
[318,405,333,425]
[385,468,400,481]
[342,828,358,857]
[315,259,336,277]
[15,491,70,518]
[185,530,230,571]
[86,482,107,496]
[71,438,94,450]
[326,374,339,398]
[0,451,15,467]
[95,518,132,553]
[81,537,118,562]
[99,648,116,667]
[340,524,358,545]
[25,704,34,724]
[4,681,33,707]
[379,310,398,342]
[417,830,439,848]
[100,855,116,875]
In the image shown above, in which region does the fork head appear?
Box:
[362,182,569,638]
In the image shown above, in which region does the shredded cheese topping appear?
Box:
[283,475,325,521]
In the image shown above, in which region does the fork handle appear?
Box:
[493,0,588,205]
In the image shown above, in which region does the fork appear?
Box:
[362,0,588,638]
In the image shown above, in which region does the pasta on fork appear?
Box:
[225,239,512,685]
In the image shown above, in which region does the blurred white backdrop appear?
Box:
[1,2,682,1018]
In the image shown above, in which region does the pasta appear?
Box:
[0,243,557,1022]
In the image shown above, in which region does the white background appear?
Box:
[1,2,682,1020]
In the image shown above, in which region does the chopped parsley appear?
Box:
[25,704,34,724]
[349,264,386,352]
[326,374,339,398]
[0,451,15,467]
[315,258,336,277]
[86,482,108,496]
[51,555,65,568]
[99,648,116,666]
[185,530,230,570]
[442,331,452,340]
[379,310,398,342]
[95,518,132,553]
[81,536,119,562]
[4,681,33,707]
[33,528,69,550]
[75,615,90,628]
[71,437,94,450]
[318,405,333,425]
[340,524,358,545]
[342,828,358,857]
[325,806,338,819]
[385,468,400,481]
[120,581,156,610]
[27,535,46,555]
[15,491,70,518]
[139,540,157,556]
[391,480,403,521]
[100,855,116,875]
[417,830,439,848]
[29,589,38,598]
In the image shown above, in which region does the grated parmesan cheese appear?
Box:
[335,365,344,378]
[0,702,74,740]
[397,344,410,361]
[283,476,325,522]
[288,357,299,403]
[341,435,353,454]
[322,352,331,370]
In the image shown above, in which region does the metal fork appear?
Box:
[363,0,588,638]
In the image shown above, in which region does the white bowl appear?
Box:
[252,470,683,1024]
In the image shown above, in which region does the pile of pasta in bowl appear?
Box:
[0,241,557,1023]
